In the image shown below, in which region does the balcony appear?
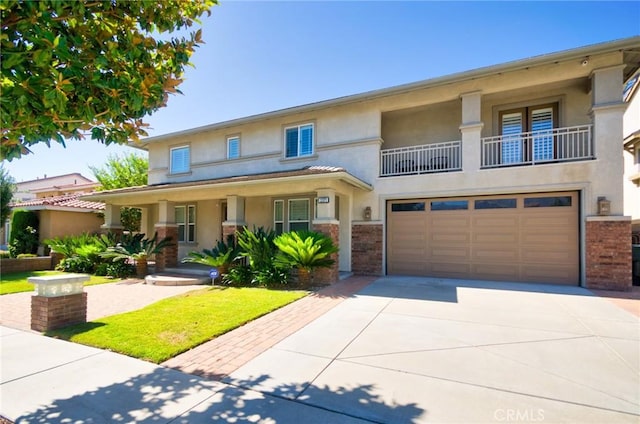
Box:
[481,125,593,168]
[380,140,462,177]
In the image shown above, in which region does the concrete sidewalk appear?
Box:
[0,326,368,423]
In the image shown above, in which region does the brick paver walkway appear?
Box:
[0,279,203,331]
[161,275,377,380]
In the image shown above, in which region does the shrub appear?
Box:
[274,231,338,287]
[236,226,277,272]
[16,253,37,258]
[8,225,39,257]
[222,265,253,286]
[9,209,39,245]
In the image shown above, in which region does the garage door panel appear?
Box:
[430,246,470,260]
[473,216,519,227]
[472,264,522,281]
[522,249,577,264]
[521,233,577,244]
[387,191,579,285]
[472,248,519,261]
[430,217,470,231]
[431,262,471,277]
[521,265,577,284]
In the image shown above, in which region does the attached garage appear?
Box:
[386,192,579,285]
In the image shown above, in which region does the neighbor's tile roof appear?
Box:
[10,193,104,211]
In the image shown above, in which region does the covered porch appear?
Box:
[82,166,372,285]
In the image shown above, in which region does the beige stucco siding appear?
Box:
[382,100,461,149]
[148,104,380,185]
[38,210,102,242]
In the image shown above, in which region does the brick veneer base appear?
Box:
[312,223,340,285]
[586,220,632,291]
[1,256,53,273]
[352,223,383,275]
[155,225,178,271]
[222,225,241,245]
[31,293,87,332]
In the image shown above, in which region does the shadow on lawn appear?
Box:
[45,322,106,339]
[14,369,425,423]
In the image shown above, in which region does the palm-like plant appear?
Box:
[101,232,174,277]
[182,236,239,281]
[236,226,277,271]
[274,231,338,287]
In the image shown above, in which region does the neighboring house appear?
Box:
[83,37,640,290]
[623,70,640,243]
[6,174,103,251]
[11,173,96,203]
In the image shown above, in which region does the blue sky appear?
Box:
[4,1,640,182]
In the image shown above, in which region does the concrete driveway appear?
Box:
[224,276,640,423]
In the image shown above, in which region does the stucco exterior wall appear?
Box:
[147,104,381,185]
[381,100,461,149]
[38,210,103,242]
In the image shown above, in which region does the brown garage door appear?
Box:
[387,192,579,285]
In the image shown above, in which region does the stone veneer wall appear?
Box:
[155,225,178,271]
[311,222,340,285]
[351,223,383,276]
[222,225,241,245]
[586,219,632,291]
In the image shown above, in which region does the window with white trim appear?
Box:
[273,198,312,233]
[175,205,196,242]
[227,136,240,159]
[170,146,190,174]
[284,123,314,158]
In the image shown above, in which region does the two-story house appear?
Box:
[84,37,640,290]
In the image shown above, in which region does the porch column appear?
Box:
[312,188,339,285]
[459,91,483,173]
[586,65,631,290]
[101,204,124,235]
[154,200,178,271]
[222,195,246,243]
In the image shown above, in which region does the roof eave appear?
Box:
[138,37,640,146]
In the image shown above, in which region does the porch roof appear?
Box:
[80,166,372,202]
[10,193,105,212]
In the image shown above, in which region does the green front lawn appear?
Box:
[47,286,307,363]
[1,271,117,295]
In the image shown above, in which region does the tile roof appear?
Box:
[10,193,104,211]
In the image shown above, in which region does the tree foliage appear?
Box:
[0,166,15,223]
[90,152,148,189]
[90,152,148,232]
[1,0,216,160]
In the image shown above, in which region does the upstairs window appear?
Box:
[227,136,240,159]
[170,146,190,174]
[499,104,557,163]
[285,123,314,158]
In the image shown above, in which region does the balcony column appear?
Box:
[101,204,124,235]
[459,91,484,173]
[155,200,177,270]
[223,195,246,242]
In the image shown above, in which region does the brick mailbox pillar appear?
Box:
[29,273,89,332]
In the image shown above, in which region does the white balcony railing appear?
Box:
[380,140,462,177]
[481,125,593,168]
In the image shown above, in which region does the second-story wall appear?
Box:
[147,102,382,185]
